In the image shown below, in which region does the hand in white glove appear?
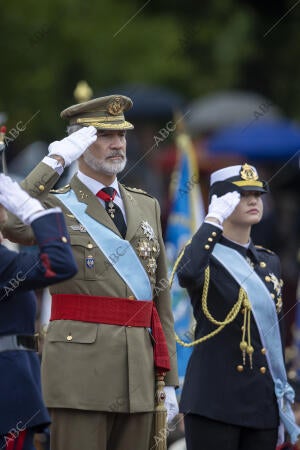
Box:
[48,126,97,167]
[164,386,179,423]
[0,174,44,225]
[206,191,241,224]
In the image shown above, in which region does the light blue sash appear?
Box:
[56,190,152,301]
[212,243,300,444]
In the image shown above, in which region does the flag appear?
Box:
[165,127,205,394]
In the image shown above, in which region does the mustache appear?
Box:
[107,151,125,158]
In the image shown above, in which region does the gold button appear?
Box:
[265,276,271,282]
[260,366,266,374]
[208,238,213,242]
[237,365,244,372]
[87,243,93,249]
[260,262,266,268]
[61,236,68,243]
[204,245,210,250]
[212,232,217,237]
[39,184,45,191]
[261,348,267,355]
[67,335,73,341]
[128,295,135,300]
[241,325,244,331]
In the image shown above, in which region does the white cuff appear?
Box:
[204,219,223,230]
[42,156,64,175]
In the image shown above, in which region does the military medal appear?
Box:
[137,240,152,258]
[107,201,115,219]
[141,221,155,241]
[147,257,157,275]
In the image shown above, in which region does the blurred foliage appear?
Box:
[1,0,300,154]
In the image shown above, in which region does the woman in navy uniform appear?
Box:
[0,174,77,450]
[176,164,299,450]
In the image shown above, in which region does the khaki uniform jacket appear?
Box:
[4,162,178,413]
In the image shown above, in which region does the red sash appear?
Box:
[50,294,170,373]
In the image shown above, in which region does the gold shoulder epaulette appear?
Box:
[122,185,153,198]
[255,245,275,254]
[50,184,71,194]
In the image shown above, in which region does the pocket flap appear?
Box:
[47,321,98,344]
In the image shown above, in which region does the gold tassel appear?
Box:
[153,372,167,450]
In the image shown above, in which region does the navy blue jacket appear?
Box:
[177,222,284,429]
[0,211,77,434]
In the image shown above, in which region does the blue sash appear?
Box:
[55,190,152,301]
[212,243,300,444]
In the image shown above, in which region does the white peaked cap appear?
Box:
[210,165,258,186]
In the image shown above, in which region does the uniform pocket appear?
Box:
[69,234,98,280]
[47,320,98,344]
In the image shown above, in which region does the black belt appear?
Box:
[0,334,39,352]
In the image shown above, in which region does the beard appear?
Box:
[83,149,127,175]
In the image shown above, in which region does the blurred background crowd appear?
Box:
[1,1,300,448]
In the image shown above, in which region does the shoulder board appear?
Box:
[255,245,275,255]
[122,185,153,198]
[50,184,71,194]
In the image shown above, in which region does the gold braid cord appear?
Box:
[170,245,250,349]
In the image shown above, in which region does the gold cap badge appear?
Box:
[240,163,258,181]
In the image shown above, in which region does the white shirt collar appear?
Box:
[77,170,121,198]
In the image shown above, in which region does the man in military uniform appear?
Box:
[176,164,299,450]
[0,174,77,450]
[3,95,178,450]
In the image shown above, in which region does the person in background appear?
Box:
[176,164,300,450]
[0,173,77,450]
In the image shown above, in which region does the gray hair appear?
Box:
[66,124,84,135]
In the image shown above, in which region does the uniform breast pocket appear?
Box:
[69,234,98,280]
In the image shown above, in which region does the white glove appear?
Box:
[0,174,44,225]
[164,386,179,423]
[206,191,241,224]
[48,126,97,167]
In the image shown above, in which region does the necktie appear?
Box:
[96,187,127,238]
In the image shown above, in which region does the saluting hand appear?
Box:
[206,191,240,225]
[48,125,97,167]
[0,173,44,225]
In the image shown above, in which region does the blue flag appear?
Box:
[165,132,205,395]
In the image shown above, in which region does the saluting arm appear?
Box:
[177,191,241,288]
[2,126,97,245]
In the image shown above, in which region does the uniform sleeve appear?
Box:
[0,211,77,299]
[2,162,61,245]
[176,222,223,288]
